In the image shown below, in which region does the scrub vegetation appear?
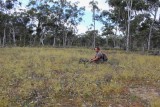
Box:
[0,47,160,107]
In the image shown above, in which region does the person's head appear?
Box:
[94,47,100,52]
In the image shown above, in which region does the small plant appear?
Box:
[0,47,159,106]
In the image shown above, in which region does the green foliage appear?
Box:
[101,0,160,51]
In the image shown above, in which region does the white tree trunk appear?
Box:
[40,35,45,46]
[40,39,44,46]
[53,37,56,47]
[126,0,132,52]
[93,5,96,48]
[142,43,146,52]
[12,28,16,46]
[63,31,68,47]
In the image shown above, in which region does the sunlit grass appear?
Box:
[0,47,160,106]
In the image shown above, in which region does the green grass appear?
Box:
[0,47,160,107]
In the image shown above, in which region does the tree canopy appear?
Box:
[0,0,159,51]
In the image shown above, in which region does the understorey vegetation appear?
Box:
[0,48,160,106]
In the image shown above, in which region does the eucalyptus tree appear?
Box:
[89,0,100,48]
[125,0,133,51]
[0,0,22,46]
[129,0,160,50]
[101,24,114,47]
[0,0,9,47]
[27,0,51,46]
[14,12,31,46]
[65,2,84,46]
[106,0,135,51]
[103,0,128,50]
[0,12,7,46]
[0,0,5,46]
[103,0,159,51]
[99,1,127,49]
[152,20,160,48]
[49,0,84,47]
[146,0,160,50]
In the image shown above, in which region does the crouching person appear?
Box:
[90,47,108,64]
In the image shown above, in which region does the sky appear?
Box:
[21,0,109,34]
[20,0,160,34]
[68,0,110,34]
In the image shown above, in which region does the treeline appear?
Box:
[100,0,160,51]
[0,0,160,51]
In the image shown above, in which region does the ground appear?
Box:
[0,47,160,107]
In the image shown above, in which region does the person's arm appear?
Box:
[90,56,100,62]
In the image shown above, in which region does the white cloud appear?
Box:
[69,0,90,11]
[20,0,109,34]
[69,0,110,11]
[77,24,88,34]
[97,0,110,11]
[68,0,110,34]
[157,8,160,20]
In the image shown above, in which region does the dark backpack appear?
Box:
[102,53,108,61]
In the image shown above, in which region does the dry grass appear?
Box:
[0,47,160,107]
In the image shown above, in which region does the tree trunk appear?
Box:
[40,38,44,46]
[9,29,12,45]
[70,39,74,46]
[106,36,108,47]
[68,39,71,47]
[63,30,68,47]
[33,36,37,46]
[2,28,6,47]
[29,35,32,46]
[126,0,132,52]
[12,28,16,46]
[65,34,67,47]
[0,38,1,46]
[113,38,116,48]
[53,36,56,47]
[126,3,130,51]
[23,35,26,46]
[40,35,44,46]
[20,34,22,45]
[63,35,65,47]
[148,24,153,51]
[93,6,96,48]
[126,14,130,51]
[148,7,158,51]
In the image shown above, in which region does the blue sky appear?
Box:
[21,0,109,34]
[20,0,160,34]
[68,0,110,34]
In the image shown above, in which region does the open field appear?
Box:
[0,47,160,107]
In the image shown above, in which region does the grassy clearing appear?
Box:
[0,47,160,107]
